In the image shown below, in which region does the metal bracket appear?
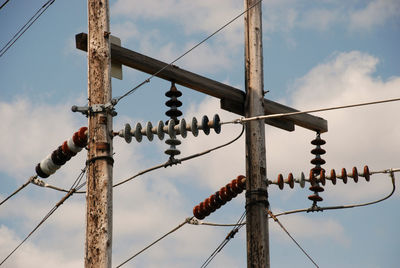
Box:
[71,102,117,117]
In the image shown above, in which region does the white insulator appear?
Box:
[67,137,83,153]
[40,154,61,175]
[164,119,176,138]
[154,120,165,140]
[297,172,306,188]
[132,123,143,142]
[187,117,198,137]
[143,122,153,141]
[174,118,187,138]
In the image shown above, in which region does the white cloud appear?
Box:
[350,0,400,30]
[1,49,398,267]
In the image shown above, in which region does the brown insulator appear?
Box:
[286,173,294,188]
[204,197,216,213]
[341,168,348,184]
[352,167,359,183]
[319,169,326,186]
[210,194,222,210]
[330,169,337,185]
[193,205,205,220]
[363,165,370,181]
[311,137,326,146]
[309,185,324,192]
[309,170,317,186]
[308,194,323,202]
[219,187,232,202]
[225,183,238,198]
[277,174,284,190]
[311,157,326,166]
[236,175,246,189]
[311,147,326,155]
[199,201,211,217]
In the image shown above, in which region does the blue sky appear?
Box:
[1,0,400,267]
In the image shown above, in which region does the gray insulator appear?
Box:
[165,138,181,157]
[142,122,153,141]
[167,119,176,138]
[187,117,198,137]
[133,122,143,142]
[155,120,165,140]
[210,114,221,134]
[165,139,181,146]
[178,118,187,138]
[201,115,210,135]
[123,123,132,143]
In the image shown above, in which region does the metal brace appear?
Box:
[71,100,117,117]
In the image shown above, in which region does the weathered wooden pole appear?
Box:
[244,0,270,267]
[85,0,113,267]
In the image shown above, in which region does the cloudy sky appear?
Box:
[1,0,399,267]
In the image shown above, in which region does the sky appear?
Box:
[0,0,399,267]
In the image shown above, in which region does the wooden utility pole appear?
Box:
[244,0,270,267]
[85,0,113,267]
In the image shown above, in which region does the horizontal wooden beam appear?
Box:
[76,33,327,133]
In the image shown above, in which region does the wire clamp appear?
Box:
[71,103,117,117]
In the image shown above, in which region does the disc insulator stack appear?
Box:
[308,132,326,208]
[165,82,182,160]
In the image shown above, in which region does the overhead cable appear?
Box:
[268,210,319,268]
[0,0,55,58]
[200,211,246,268]
[222,97,400,125]
[115,217,193,268]
[0,167,86,266]
[113,0,263,105]
[0,176,36,207]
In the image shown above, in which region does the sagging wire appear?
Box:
[221,97,400,126]
[0,0,10,10]
[200,211,246,268]
[268,209,319,268]
[191,168,398,226]
[113,0,263,106]
[0,167,87,266]
[104,124,243,188]
[0,0,55,58]
[0,176,36,207]
[115,217,194,268]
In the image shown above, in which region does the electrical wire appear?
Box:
[115,217,193,268]
[112,124,244,188]
[0,176,36,207]
[200,211,246,268]
[268,209,319,268]
[0,167,86,266]
[222,97,400,125]
[0,0,10,10]
[113,0,263,105]
[0,0,55,58]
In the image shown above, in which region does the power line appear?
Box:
[222,97,400,125]
[115,217,193,268]
[0,0,55,58]
[0,167,86,266]
[268,209,319,268]
[200,211,246,268]
[0,176,35,207]
[113,0,263,105]
[109,124,244,188]
[0,0,10,10]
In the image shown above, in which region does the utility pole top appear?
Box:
[75,33,328,133]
